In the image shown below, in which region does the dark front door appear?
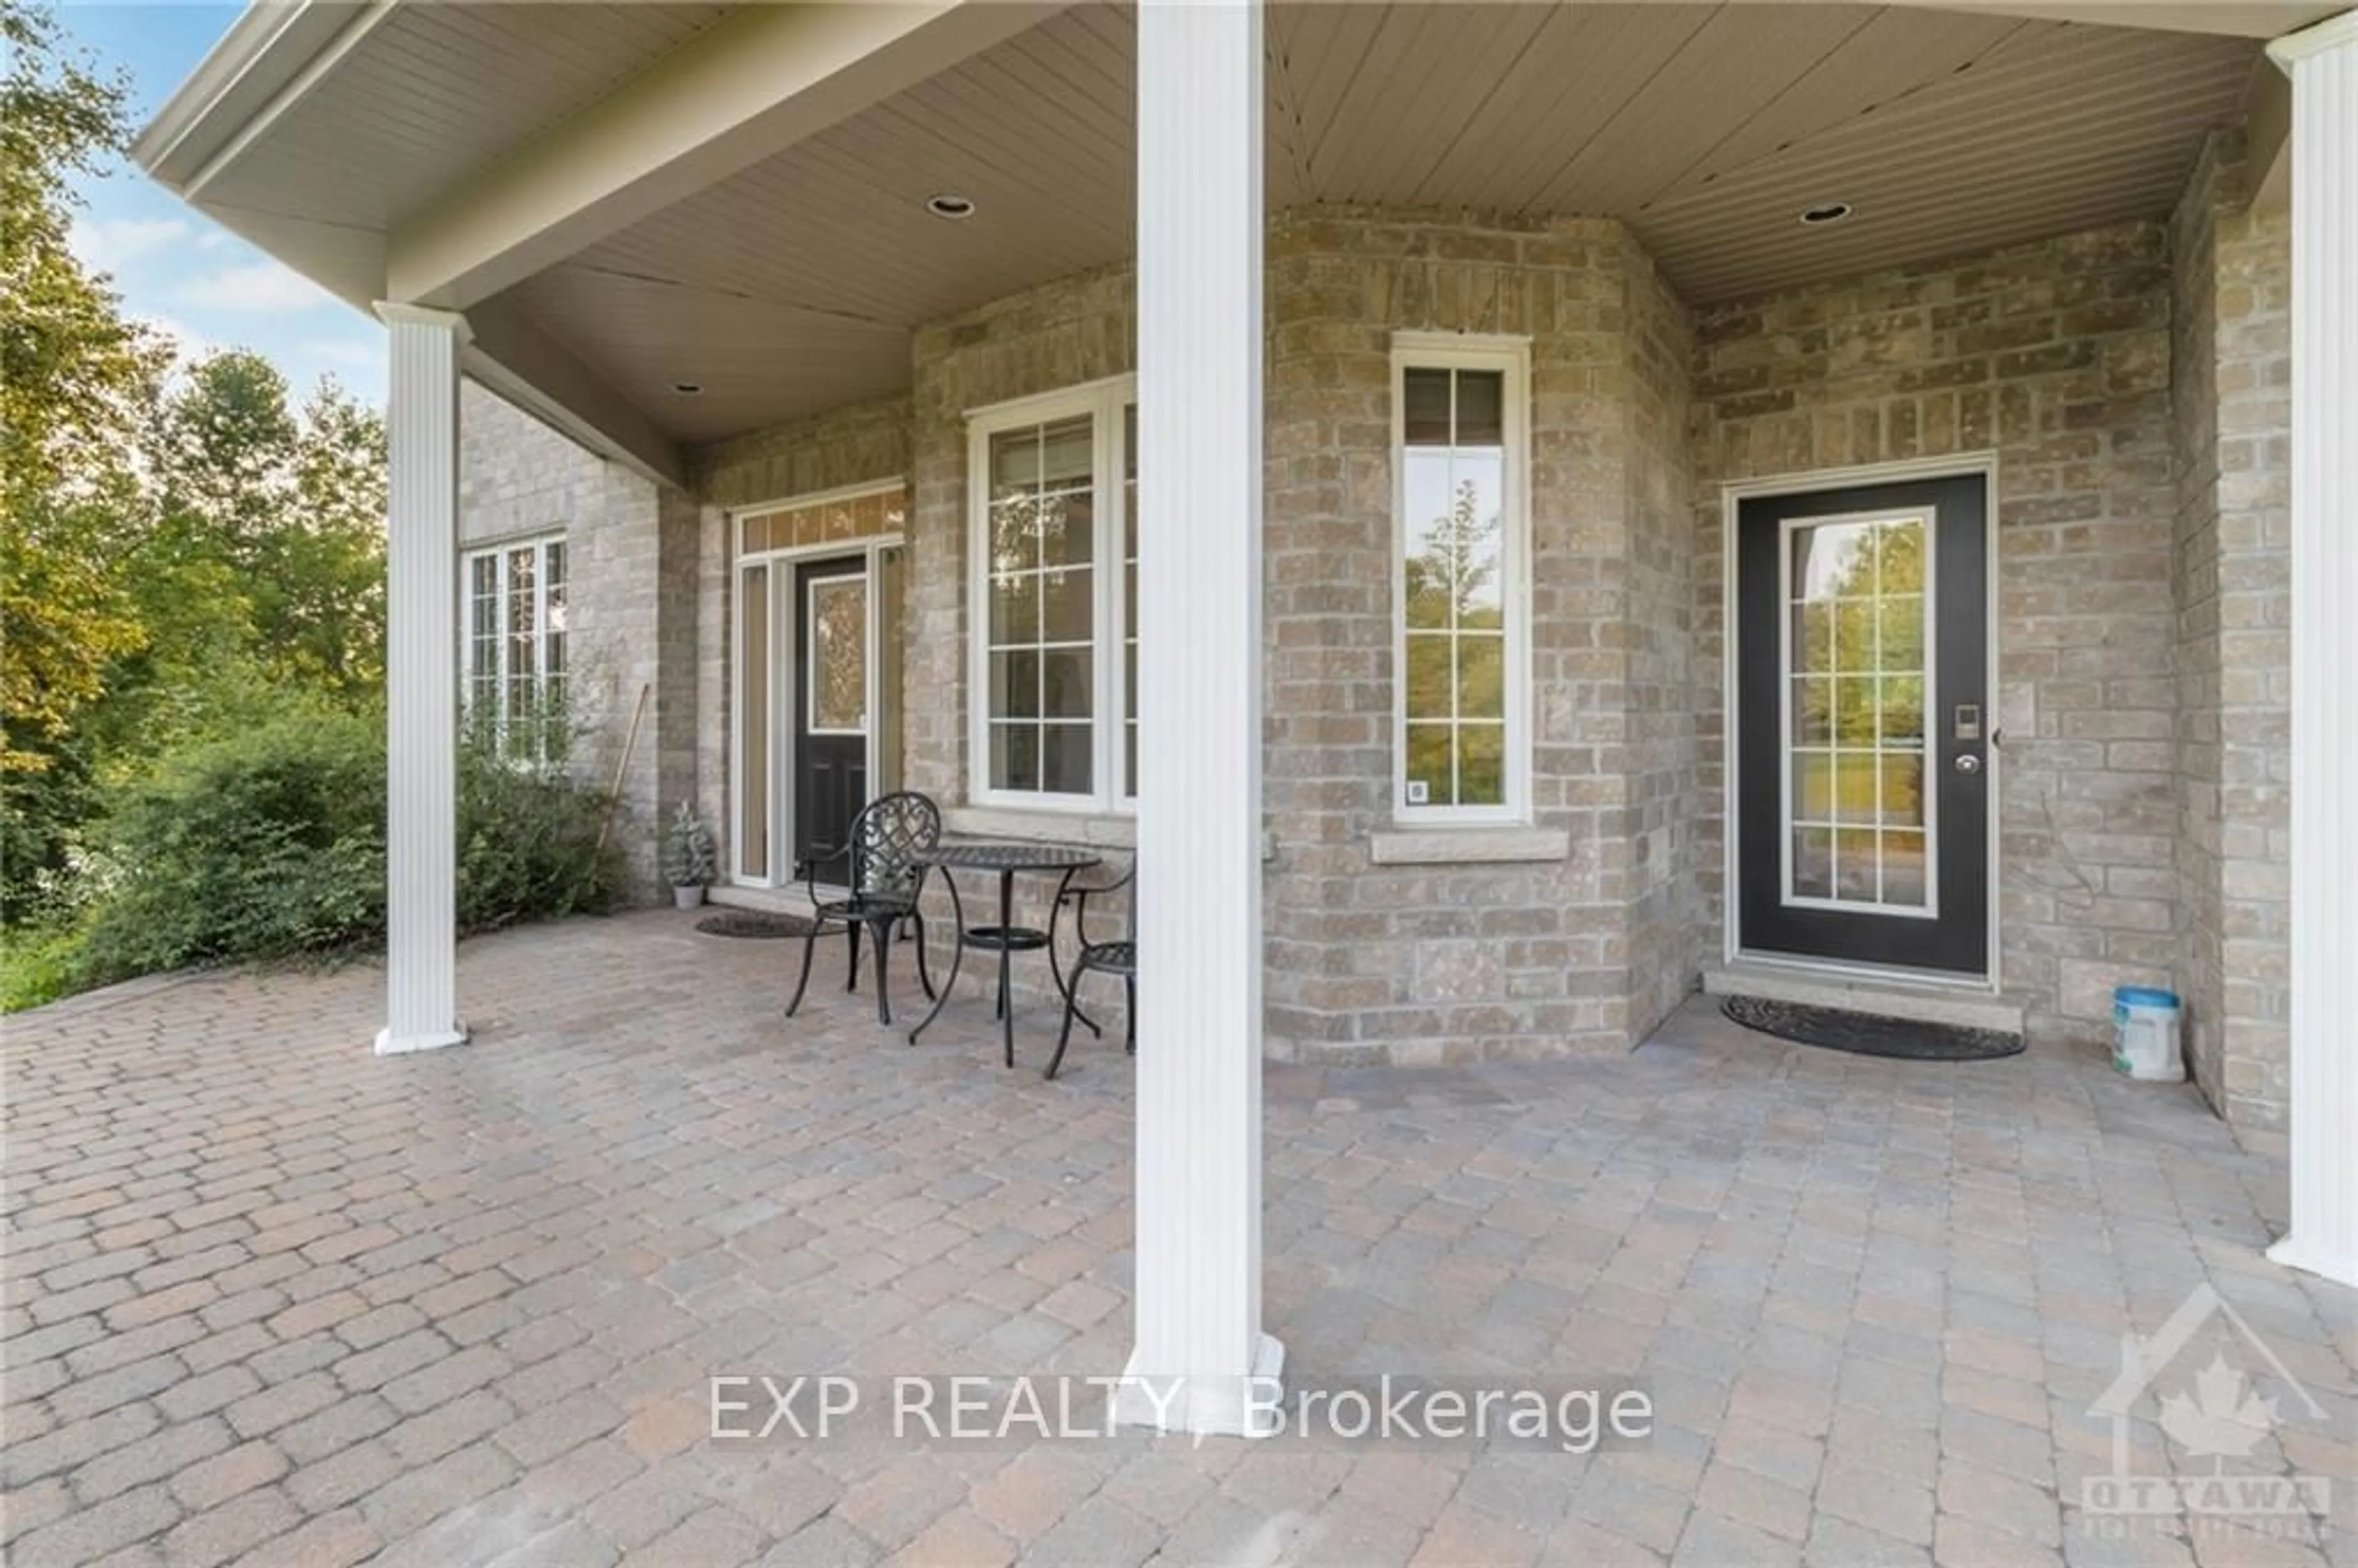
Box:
[792,557,870,881]
[1735,473,1990,976]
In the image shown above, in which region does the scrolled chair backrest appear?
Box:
[851,791,940,900]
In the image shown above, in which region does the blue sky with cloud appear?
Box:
[59,2,389,405]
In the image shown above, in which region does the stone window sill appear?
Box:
[1368,825,1570,865]
[942,805,1278,862]
[943,805,1135,848]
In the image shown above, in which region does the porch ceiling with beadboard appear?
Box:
[150,1,2325,452]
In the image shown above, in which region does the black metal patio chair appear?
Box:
[1045,858,1135,1080]
[785,791,939,1026]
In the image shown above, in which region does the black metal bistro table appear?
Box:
[906,842,1102,1068]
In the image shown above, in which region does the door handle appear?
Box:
[1955,753,1981,775]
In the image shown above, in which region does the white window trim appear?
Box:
[965,375,1138,813]
[1390,332,1532,827]
[460,532,565,755]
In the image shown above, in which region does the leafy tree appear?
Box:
[0,0,163,777]
[284,381,389,694]
[0,3,391,926]
[147,353,386,700]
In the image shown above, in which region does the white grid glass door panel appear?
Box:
[1781,511,1935,914]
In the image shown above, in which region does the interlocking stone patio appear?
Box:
[5,912,2352,1567]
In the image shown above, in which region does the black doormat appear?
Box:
[1721,995,2023,1062]
[695,910,817,939]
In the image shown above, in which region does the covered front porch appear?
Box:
[134,0,2358,1432]
[8,911,2348,1564]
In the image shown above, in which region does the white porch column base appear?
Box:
[1113,1335,1287,1439]
[1124,0,1280,1434]
[374,303,472,1058]
[2265,12,2358,1290]
[373,1025,468,1057]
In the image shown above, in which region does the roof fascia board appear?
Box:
[134,1,374,187]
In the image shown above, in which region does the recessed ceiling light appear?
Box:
[670,381,703,396]
[1799,201,1855,227]
[925,193,977,220]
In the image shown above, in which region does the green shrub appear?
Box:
[79,711,387,982]
[0,919,91,1012]
[60,705,623,993]
[457,740,620,933]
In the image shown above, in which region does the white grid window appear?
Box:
[1392,335,1530,824]
[1783,513,1932,912]
[967,378,1137,812]
[462,535,566,759]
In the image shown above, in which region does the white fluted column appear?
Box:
[1119,0,1282,1435]
[374,305,470,1057]
[2267,12,2358,1289]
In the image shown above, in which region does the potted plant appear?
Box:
[664,801,716,909]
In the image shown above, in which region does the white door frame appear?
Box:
[727,483,905,888]
[1719,451,2002,990]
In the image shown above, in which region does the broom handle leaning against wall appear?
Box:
[594,683,652,857]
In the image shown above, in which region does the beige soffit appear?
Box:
[136,1,2340,459]
[540,1,2271,442]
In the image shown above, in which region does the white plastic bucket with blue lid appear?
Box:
[2112,985,2183,1081]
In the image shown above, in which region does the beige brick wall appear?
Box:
[2171,140,2230,1109]
[692,395,911,514]
[1622,235,1704,1036]
[2211,194,2292,1128]
[1261,211,1698,1062]
[2168,133,2294,1128]
[457,382,691,898]
[1693,222,2181,1048]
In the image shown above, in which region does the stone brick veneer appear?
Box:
[1259,211,1702,1062]
[457,383,694,898]
[2168,133,2294,1128]
[2172,142,2230,1116]
[1621,237,1704,1038]
[457,173,2297,1124]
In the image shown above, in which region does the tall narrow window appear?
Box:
[467,554,500,717]
[1393,336,1528,822]
[460,534,567,761]
[985,416,1095,797]
[739,563,769,881]
[967,378,1137,812]
[543,541,567,718]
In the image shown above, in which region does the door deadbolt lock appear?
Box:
[1955,753,1982,775]
[1953,703,1983,741]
